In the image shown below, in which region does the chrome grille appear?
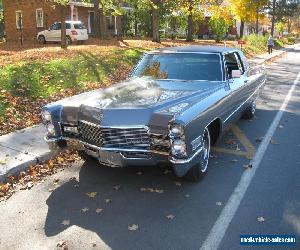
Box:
[78,121,150,150]
[79,121,103,146]
[101,127,150,149]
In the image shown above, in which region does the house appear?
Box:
[2,0,122,41]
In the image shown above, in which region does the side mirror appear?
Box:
[231,70,242,78]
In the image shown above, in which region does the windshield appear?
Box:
[132,53,223,81]
[74,23,86,29]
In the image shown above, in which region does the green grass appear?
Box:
[0,48,144,99]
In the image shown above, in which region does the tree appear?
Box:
[251,0,268,34]
[276,21,285,35]
[209,6,232,42]
[53,0,69,48]
[228,0,257,38]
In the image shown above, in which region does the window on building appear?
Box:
[106,16,114,30]
[16,11,23,30]
[72,7,78,21]
[36,9,44,28]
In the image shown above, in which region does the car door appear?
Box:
[223,52,249,124]
[44,23,60,41]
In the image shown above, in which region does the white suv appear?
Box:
[37,21,88,44]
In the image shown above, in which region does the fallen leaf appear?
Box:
[0,160,6,165]
[216,201,223,206]
[113,185,121,191]
[257,216,265,222]
[175,182,182,187]
[27,182,34,189]
[244,164,253,170]
[105,199,111,203]
[140,187,164,194]
[185,194,190,198]
[74,184,79,188]
[137,171,143,175]
[128,224,139,231]
[256,137,263,143]
[270,139,279,145]
[53,178,59,183]
[86,192,97,198]
[95,208,103,213]
[210,154,218,159]
[91,242,97,247]
[48,188,55,192]
[246,155,253,160]
[56,241,68,250]
[279,125,284,129]
[163,169,172,175]
[226,139,237,145]
[231,159,238,163]
[166,214,175,220]
[61,220,70,226]
[81,207,89,213]
[69,177,77,181]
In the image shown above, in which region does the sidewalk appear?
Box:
[0,44,297,182]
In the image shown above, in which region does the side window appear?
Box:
[52,23,61,30]
[234,52,245,74]
[16,11,23,30]
[225,53,240,79]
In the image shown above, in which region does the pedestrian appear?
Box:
[267,36,274,54]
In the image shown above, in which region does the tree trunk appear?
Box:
[60,5,67,49]
[240,20,245,38]
[134,14,138,36]
[94,0,101,38]
[287,17,291,34]
[271,0,276,36]
[152,8,160,43]
[255,7,259,34]
[99,8,105,39]
[186,13,194,42]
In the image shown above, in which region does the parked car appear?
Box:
[37,21,88,44]
[42,46,266,181]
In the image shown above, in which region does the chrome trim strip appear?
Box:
[45,137,169,156]
[170,145,203,164]
[223,79,266,123]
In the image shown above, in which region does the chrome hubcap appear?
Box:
[251,101,256,115]
[200,129,210,173]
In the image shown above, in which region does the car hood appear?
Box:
[55,77,224,111]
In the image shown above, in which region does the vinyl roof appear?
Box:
[151,45,238,54]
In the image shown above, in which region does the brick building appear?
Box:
[3,0,122,41]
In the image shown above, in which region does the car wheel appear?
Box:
[38,35,46,44]
[66,36,72,45]
[78,150,94,162]
[184,127,211,182]
[242,100,256,119]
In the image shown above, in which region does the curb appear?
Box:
[0,151,57,183]
[0,125,59,182]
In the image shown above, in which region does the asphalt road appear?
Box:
[1,47,300,250]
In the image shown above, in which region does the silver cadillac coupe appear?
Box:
[42,46,266,181]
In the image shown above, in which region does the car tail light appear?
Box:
[71,30,78,35]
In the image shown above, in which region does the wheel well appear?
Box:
[207,118,222,146]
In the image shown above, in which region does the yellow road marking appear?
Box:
[212,125,256,158]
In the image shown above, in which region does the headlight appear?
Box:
[64,126,78,134]
[169,124,184,139]
[171,139,187,157]
[42,110,52,123]
[46,123,55,136]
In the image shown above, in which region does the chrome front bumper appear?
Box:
[46,137,203,177]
